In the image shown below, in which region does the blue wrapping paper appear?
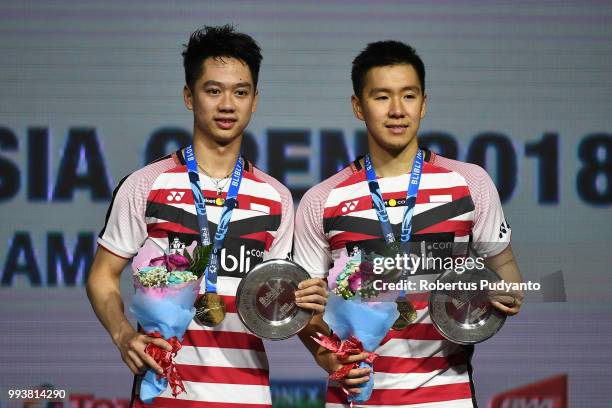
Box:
[129,278,200,404]
[323,294,399,404]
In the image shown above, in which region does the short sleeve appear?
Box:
[470,167,511,258]
[293,187,331,279]
[97,172,150,259]
[264,183,294,261]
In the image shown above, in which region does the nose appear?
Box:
[218,92,235,112]
[389,97,405,118]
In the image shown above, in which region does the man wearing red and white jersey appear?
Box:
[87,25,327,407]
[294,41,523,407]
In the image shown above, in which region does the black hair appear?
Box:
[351,40,425,98]
[182,24,262,91]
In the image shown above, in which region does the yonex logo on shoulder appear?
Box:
[499,220,511,239]
[341,200,359,213]
[167,191,186,201]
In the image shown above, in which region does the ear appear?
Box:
[251,89,259,114]
[420,92,428,119]
[351,95,365,121]
[183,85,193,111]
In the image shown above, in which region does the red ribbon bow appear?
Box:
[311,332,378,381]
[144,332,185,397]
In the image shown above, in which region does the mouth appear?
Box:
[215,118,237,130]
[385,124,408,135]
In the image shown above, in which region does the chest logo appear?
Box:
[341,200,359,213]
[167,191,186,202]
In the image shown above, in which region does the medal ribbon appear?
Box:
[364,149,423,297]
[184,144,243,293]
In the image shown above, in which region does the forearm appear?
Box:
[86,250,134,345]
[298,313,371,382]
[298,313,331,360]
[489,246,522,280]
[87,281,134,345]
[485,244,524,314]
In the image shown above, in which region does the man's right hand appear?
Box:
[114,328,173,376]
[316,349,371,394]
[87,248,175,377]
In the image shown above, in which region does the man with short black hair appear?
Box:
[294,40,522,407]
[87,25,327,407]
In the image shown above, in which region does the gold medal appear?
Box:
[392,298,417,330]
[194,293,226,326]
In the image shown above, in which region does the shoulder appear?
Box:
[427,151,495,195]
[299,166,355,212]
[250,163,293,205]
[113,153,182,198]
[428,151,488,179]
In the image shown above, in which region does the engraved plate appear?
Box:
[429,266,506,344]
[236,259,313,340]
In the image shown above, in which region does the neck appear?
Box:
[191,133,242,178]
[366,138,419,178]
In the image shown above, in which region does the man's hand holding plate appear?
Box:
[295,278,328,313]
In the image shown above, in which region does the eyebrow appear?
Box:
[368,85,421,95]
[203,80,253,89]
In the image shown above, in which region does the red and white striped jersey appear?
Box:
[98,150,293,407]
[294,150,511,407]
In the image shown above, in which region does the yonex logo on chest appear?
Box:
[167,191,186,202]
[341,200,359,213]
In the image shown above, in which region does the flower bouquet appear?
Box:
[130,241,212,404]
[313,250,399,405]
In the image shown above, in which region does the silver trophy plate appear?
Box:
[236,259,313,340]
[429,265,506,344]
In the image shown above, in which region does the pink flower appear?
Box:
[348,272,362,292]
[150,254,190,271]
